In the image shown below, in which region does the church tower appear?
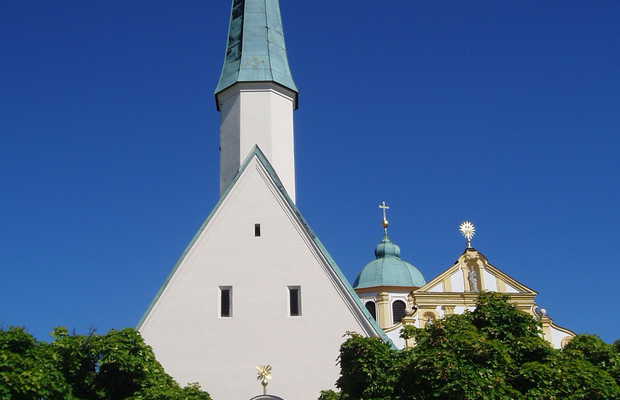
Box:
[353,203,427,349]
[138,2,386,399]
[215,0,298,202]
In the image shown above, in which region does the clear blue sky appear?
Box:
[1,1,618,343]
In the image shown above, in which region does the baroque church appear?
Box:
[137,1,575,399]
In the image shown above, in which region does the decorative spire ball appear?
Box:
[379,201,390,235]
[459,221,476,249]
[256,365,272,395]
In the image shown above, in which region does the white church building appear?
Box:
[137,1,575,399]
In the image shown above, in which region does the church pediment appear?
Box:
[415,248,537,295]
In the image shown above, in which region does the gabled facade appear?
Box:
[354,239,576,350]
[413,247,539,314]
[411,247,576,349]
[139,148,389,400]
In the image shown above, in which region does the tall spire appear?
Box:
[215,0,299,108]
[215,0,299,202]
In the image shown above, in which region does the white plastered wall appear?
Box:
[550,325,574,349]
[385,291,411,350]
[386,327,405,349]
[139,157,371,400]
[450,270,465,292]
[356,289,410,349]
[454,306,476,314]
[428,283,443,292]
[505,283,519,293]
[483,270,498,291]
[218,83,296,202]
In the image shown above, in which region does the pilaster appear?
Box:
[541,316,553,343]
[401,315,416,348]
[376,292,391,329]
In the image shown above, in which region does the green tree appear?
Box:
[0,327,71,400]
[318,390,344,400]
[325,292,620,400]
[335,332,405,400]
[0,326,212,400]
[560,334,620,386]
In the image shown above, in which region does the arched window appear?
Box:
[392,300,406,324]
[365,301,376,320]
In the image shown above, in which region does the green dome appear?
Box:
[353,235,426,289]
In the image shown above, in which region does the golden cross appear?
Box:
[379,201,390,234]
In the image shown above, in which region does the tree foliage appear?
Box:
[327,292,620,400]
[319,390,343,400]
[0,326,211,400]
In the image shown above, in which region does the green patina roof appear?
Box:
[354,235,427,289]
[138,146,393,347]
[215,0,298,102]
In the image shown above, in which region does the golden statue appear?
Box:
[256,365,272,395]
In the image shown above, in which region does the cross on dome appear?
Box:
[379,201,390,235]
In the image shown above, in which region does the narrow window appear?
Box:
[288,286,301,316]
[255,224,261,237]
[365,301,376,320]
[392,300,406,324]
[220,286,232,317]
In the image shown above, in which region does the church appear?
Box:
[137,1,575,399]
[353,218,575,351]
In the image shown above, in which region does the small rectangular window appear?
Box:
[288,286,301,316]
[220,286,232,317]
[255,224,261,237]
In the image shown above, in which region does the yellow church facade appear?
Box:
[353,218,575,350]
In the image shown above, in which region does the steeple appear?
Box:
[215,0,299,203]
[216,0,298,109]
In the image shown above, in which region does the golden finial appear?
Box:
[459,221,476,249]
[379,201,390,235]
[256,365,272,395]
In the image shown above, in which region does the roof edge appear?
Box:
[250,147,393,346]
[550,320,577,337]
[215,81,299,111]
[416,248,538,295]
[137,146,392,347]
[136,147,257,329]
